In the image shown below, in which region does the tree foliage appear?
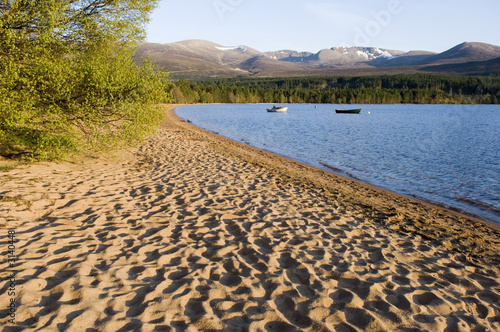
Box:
[0,0,171,159]
[171,74,500,105]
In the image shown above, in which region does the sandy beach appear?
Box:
[1,104,499,331]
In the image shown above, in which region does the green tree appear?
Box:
[0,0,170,160]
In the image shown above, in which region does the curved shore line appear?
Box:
[168,104,500,263]
[174,103,500,225]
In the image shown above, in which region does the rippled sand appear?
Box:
[1,105,499,331]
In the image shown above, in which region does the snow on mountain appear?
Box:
[336,47,396,60]
[215,46,248,53]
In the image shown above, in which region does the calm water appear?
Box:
[175,104,500,224]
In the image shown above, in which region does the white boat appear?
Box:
[267,106,288,113]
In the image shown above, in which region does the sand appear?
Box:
[1,104,499,331]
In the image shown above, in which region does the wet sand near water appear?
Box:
[0,104,499,331]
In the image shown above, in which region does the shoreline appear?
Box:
[1,104,499,331]
[175,103,500,226]
[172,104,500,248]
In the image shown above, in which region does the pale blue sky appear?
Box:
[146,0,500,53]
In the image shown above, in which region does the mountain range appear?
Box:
[135,40,500,79]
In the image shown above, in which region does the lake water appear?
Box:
[175,104,500,224]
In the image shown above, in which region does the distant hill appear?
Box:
[420,57,500,75]
[136,40,500,79]
[420,42,500,65]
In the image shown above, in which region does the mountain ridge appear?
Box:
[136,40,500,78]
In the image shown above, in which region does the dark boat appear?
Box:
[335,108,361,114]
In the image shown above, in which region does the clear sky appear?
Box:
[146,0,500,53]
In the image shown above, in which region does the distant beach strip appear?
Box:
[1,104,499,331]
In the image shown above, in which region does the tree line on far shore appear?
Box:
[170,74,500,105]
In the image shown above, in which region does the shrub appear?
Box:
[0,0,170,160]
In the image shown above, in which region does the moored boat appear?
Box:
[267,106,288,113]
[335,108,361,114]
